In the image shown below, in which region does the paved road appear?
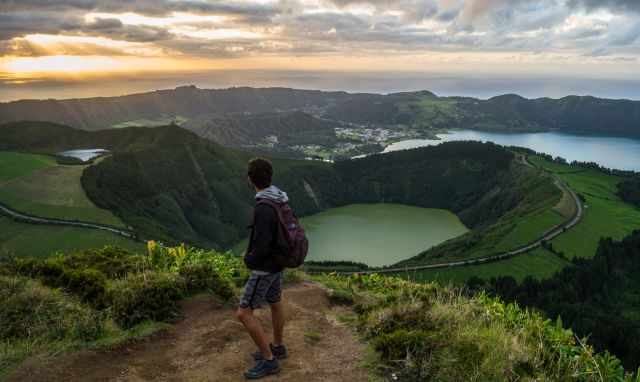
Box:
[336,156,584,275]
[0,201,137,239]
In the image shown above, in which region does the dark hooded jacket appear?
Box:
[244,185,288,274]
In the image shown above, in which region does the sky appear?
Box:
[1,0,640,101]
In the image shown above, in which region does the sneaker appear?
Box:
[244,359,280,380]
[251,344,288,361]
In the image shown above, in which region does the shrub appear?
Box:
[10,257,109,308]
[178,262,234,300]
[146,242,246,292]
[58,246,144,278]
[0,276,103,342]
[108,271,186,329]
[63,268,108,308]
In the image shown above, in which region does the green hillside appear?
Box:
[529,156,640,259]
[473,231,640,370]
[324,91,640,137]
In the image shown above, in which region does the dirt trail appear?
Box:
[8,282,370,382]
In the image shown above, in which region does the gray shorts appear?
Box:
[239,271,283,310]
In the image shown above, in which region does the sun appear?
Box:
[4,56,125,74]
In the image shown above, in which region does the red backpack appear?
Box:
[257,199,309,268]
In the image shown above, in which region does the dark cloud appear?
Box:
[568,0,640,13]
[0,0,278,19]
[0,9,172,43]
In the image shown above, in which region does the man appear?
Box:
[236,158,288,380]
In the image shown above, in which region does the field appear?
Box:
[398,97,464,128]
[0,153,125,227]
[0,152,55,182]
[397,248,569,284]
[0,216,143,257]
[530,156,640,259]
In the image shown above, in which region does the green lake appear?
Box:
[232,203,468,267]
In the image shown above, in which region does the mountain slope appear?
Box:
[0,86,354,130]
[183,111,340,148]
[3,87,640,137]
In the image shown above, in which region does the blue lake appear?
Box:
[384,130,640,172]
[57,149,108,162]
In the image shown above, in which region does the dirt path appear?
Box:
[8,282,370,382]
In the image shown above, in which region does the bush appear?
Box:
[0,276,103,341]
[108,271,186,329]
[11,257,109,308]
[178,262,234,300]
[58,246,144,278]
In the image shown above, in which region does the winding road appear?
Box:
[335,156,584,275]
[0,201,137,239]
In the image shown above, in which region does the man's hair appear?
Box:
[247,158,273,189]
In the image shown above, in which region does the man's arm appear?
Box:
[245,204,278,269]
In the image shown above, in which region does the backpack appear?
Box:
[256,199,308,268]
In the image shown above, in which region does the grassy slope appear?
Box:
[0,153,125,227]
[402,157,640,284]
[399,248,570,284]
[0,217,143,257]
[530,156,640,259]
[399,162,563,267]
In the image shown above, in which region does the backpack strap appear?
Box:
[256,199,290,250]
[256,198,285,225]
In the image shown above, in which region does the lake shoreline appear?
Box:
[232,203,469,267]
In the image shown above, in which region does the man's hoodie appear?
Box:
[255,185,289,204]
[244,185,288,274]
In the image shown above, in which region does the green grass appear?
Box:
[492,208,564,253]
[0,154,125,227]
[0,217,143,258]
[0,188,124,227]
[0,152,55,182]
[531,156,640,259]
[395,248,569,284]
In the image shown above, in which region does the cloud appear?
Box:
[0,0,639,64]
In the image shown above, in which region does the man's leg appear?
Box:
[269,301,285,346]
[236,307,274,360]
